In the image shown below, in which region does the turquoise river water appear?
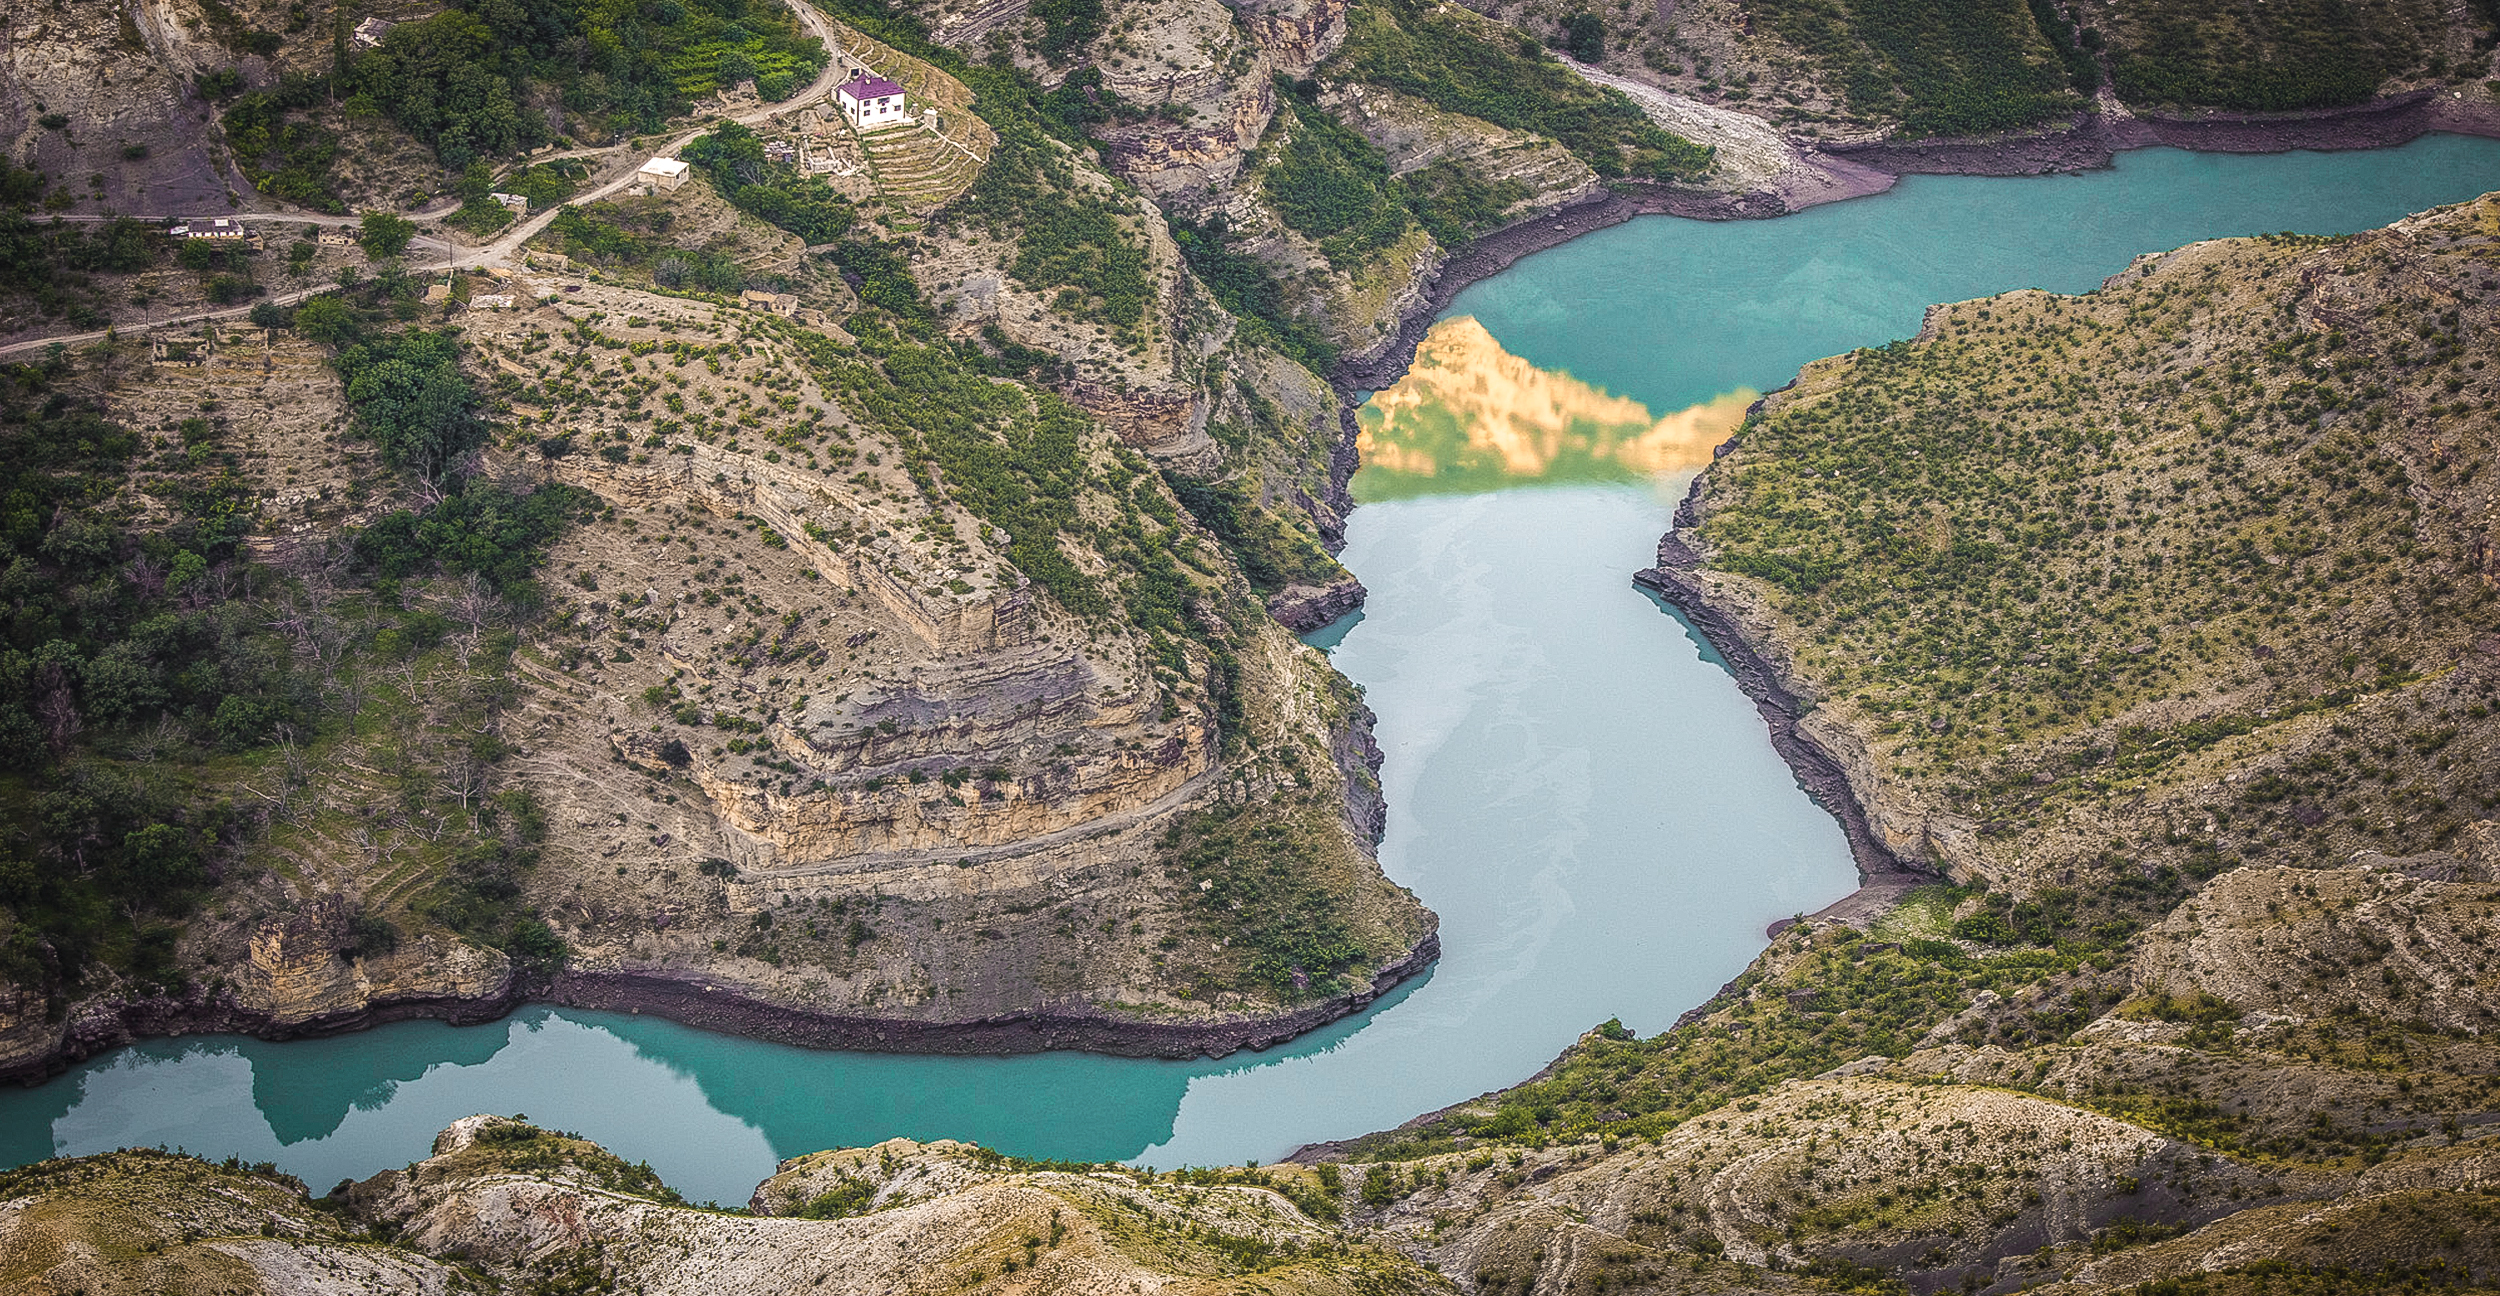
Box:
[4,137,2498,1207]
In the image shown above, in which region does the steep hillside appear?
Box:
[0,49,1440,1072]
[1658,194,2500,900]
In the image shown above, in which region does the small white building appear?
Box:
[351,16,394,47]
[638,157,691,191]
[835,71,909,132]
[172,217,250,240]
[489,191,528,213]
[470,293,516,310]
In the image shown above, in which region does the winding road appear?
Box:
[0,0,852,359]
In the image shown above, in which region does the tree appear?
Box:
[294,293,355,345]
[1562,12,1604,62]
[359,211,417,258]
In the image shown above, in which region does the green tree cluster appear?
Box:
[346,0,827,167]
[335,328,485,478]
[549,204,750,293]
[215,74,348,212]
[679,122,857,245]
[0,365,304,993]
[0,209,157,327]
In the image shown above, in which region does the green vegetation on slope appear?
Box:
[947,114,1156,342]
[211,73,349,212]
[1377,939,2052,1153]
[681,123,859,245]
[1167,215,1337,371]
[0,200,156,329]
[548,202,757,294]
[1158,802,1386,1001]
[1255,82,1538,269]
[1739,0,2086,136]
[0,364,272,996]
[1329,0,1713,180]
[0,284,595,1006]
[1697,218,2500,869]
[345,0,828,166]
[2104,0,2439,110]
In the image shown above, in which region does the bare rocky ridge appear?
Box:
[0,1116,1447,1294]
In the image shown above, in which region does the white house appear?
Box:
[489,191,528,213]
[638,157,691,191]
[835,71,909,132]
[351,16,394,47]
[172,217,249,240]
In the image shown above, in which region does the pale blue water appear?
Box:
[6,136,2497,1207]
[1449,134,2500,417]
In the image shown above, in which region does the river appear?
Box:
[5,136,2498,1207]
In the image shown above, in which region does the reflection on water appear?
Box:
[1355,316,1754,500]
[9,1013,779,1203]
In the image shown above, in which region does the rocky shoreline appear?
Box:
[546,925,1440,1060]
[0,926,1442,1085]
[1633,537,1932,932]
[0,678,1431,1082]
[0,977,532,1087]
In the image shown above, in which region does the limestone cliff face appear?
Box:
[0,0,238,219]
[549,440,1036,659]
[1234,0,1351,75]
[0,909,516,1080]
[236,899,515,1027]
[1093,75,1280,196]
[464,289,1427,1056]
[924,0,1033,47]
[649,650,1215,865]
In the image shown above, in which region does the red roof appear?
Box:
[839,74,904,101]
